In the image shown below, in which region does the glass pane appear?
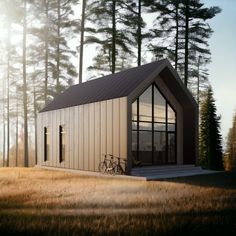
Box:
[168,124,175,132]
[168,133,175,163]
[139,131,152,165]
[132,100,138,121]
[132,131,137,151]
[139,86,152,122]
[154,86,166,123]
[168,105,176,123]
[132,122,138,130]
[153,132,166,165]
[154,123,166,131]
[139,122,152,131]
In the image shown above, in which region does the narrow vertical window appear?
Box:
[44,127,49,162]
[59,125,65,163]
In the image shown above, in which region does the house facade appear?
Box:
[37,59,198,174]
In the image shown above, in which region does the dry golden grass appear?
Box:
[0,167,236,235]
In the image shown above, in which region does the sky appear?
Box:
[203,0,236,142]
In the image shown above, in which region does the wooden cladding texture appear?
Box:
[37,97,127,171]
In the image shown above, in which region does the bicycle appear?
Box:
[98,154,116,174]
[113,156,126,175]
[98,154,127,175]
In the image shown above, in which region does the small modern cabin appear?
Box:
[37,59,198,174]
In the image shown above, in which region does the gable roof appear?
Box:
[40,59,181,113]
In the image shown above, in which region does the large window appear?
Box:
[44,127,49,162]
[59,125,65,163]
[132,83,176,166]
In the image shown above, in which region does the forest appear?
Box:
[0,0,222,167]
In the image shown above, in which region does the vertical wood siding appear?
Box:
[37,97,128,172]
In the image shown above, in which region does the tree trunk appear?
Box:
[111,0,116,74]
[56,0,61,93]
[6,26,10,167]
[137,0,141,66]
[22,0,29,167]
[184,0,189,87]
[2,74,5,167]
[33,74,37,165]
[174,1,179,70]
[15,96,18,167]
[44,0,49,104]
[79,0,86,84]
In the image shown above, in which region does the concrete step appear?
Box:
[130,165,220,180]
[131,165,200,174]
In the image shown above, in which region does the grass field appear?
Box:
[0,168,236,235]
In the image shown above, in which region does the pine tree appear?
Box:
[79,0,86,83]
[85,0,136,77]
[225,111,236,170]
[199,87,223,170]
[147,0,221,91]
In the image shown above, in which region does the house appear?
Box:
[37,59,198,174]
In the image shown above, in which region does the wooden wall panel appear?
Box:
[100,101,107,161]
[106,100,113,155]
[65,108,70,168]
[83,104,89,170]
[78,106,84,170]
[94,102,101,171]
[113,99,120,157]
[74,107,79,169]
[69,108,74,168]
[60,109,65,168]
[89,103,95,171]
[119,97,127,160]
[52,110,57,167]
[38,96,128,172]
[56,109,60,168]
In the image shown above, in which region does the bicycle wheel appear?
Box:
[98,162,106,173]
[115,165,124,175]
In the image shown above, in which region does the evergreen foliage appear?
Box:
[225,111,236,170]
[85,0,137,77]
[199,87,223,170]
[146,0,221,101]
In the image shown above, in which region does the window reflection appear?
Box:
[132,100,138,121]
[168,105,176,123]
[154,87,166,123]
[139,86,152,122]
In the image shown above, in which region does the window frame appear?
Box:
[44,127,49,162]
[59,125,65,163]
[131,83,177,165]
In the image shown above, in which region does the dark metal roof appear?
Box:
[40,59,169,113]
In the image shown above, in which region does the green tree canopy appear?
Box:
[199,87,223,170]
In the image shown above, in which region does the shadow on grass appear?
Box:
[162,171,236,189]
[0,208,236,236]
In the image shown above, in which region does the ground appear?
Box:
[0,168,236,235]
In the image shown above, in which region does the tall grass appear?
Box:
[0,168,236,235]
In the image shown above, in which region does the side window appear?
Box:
[44,127,49,162]
[59,125,65,163]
